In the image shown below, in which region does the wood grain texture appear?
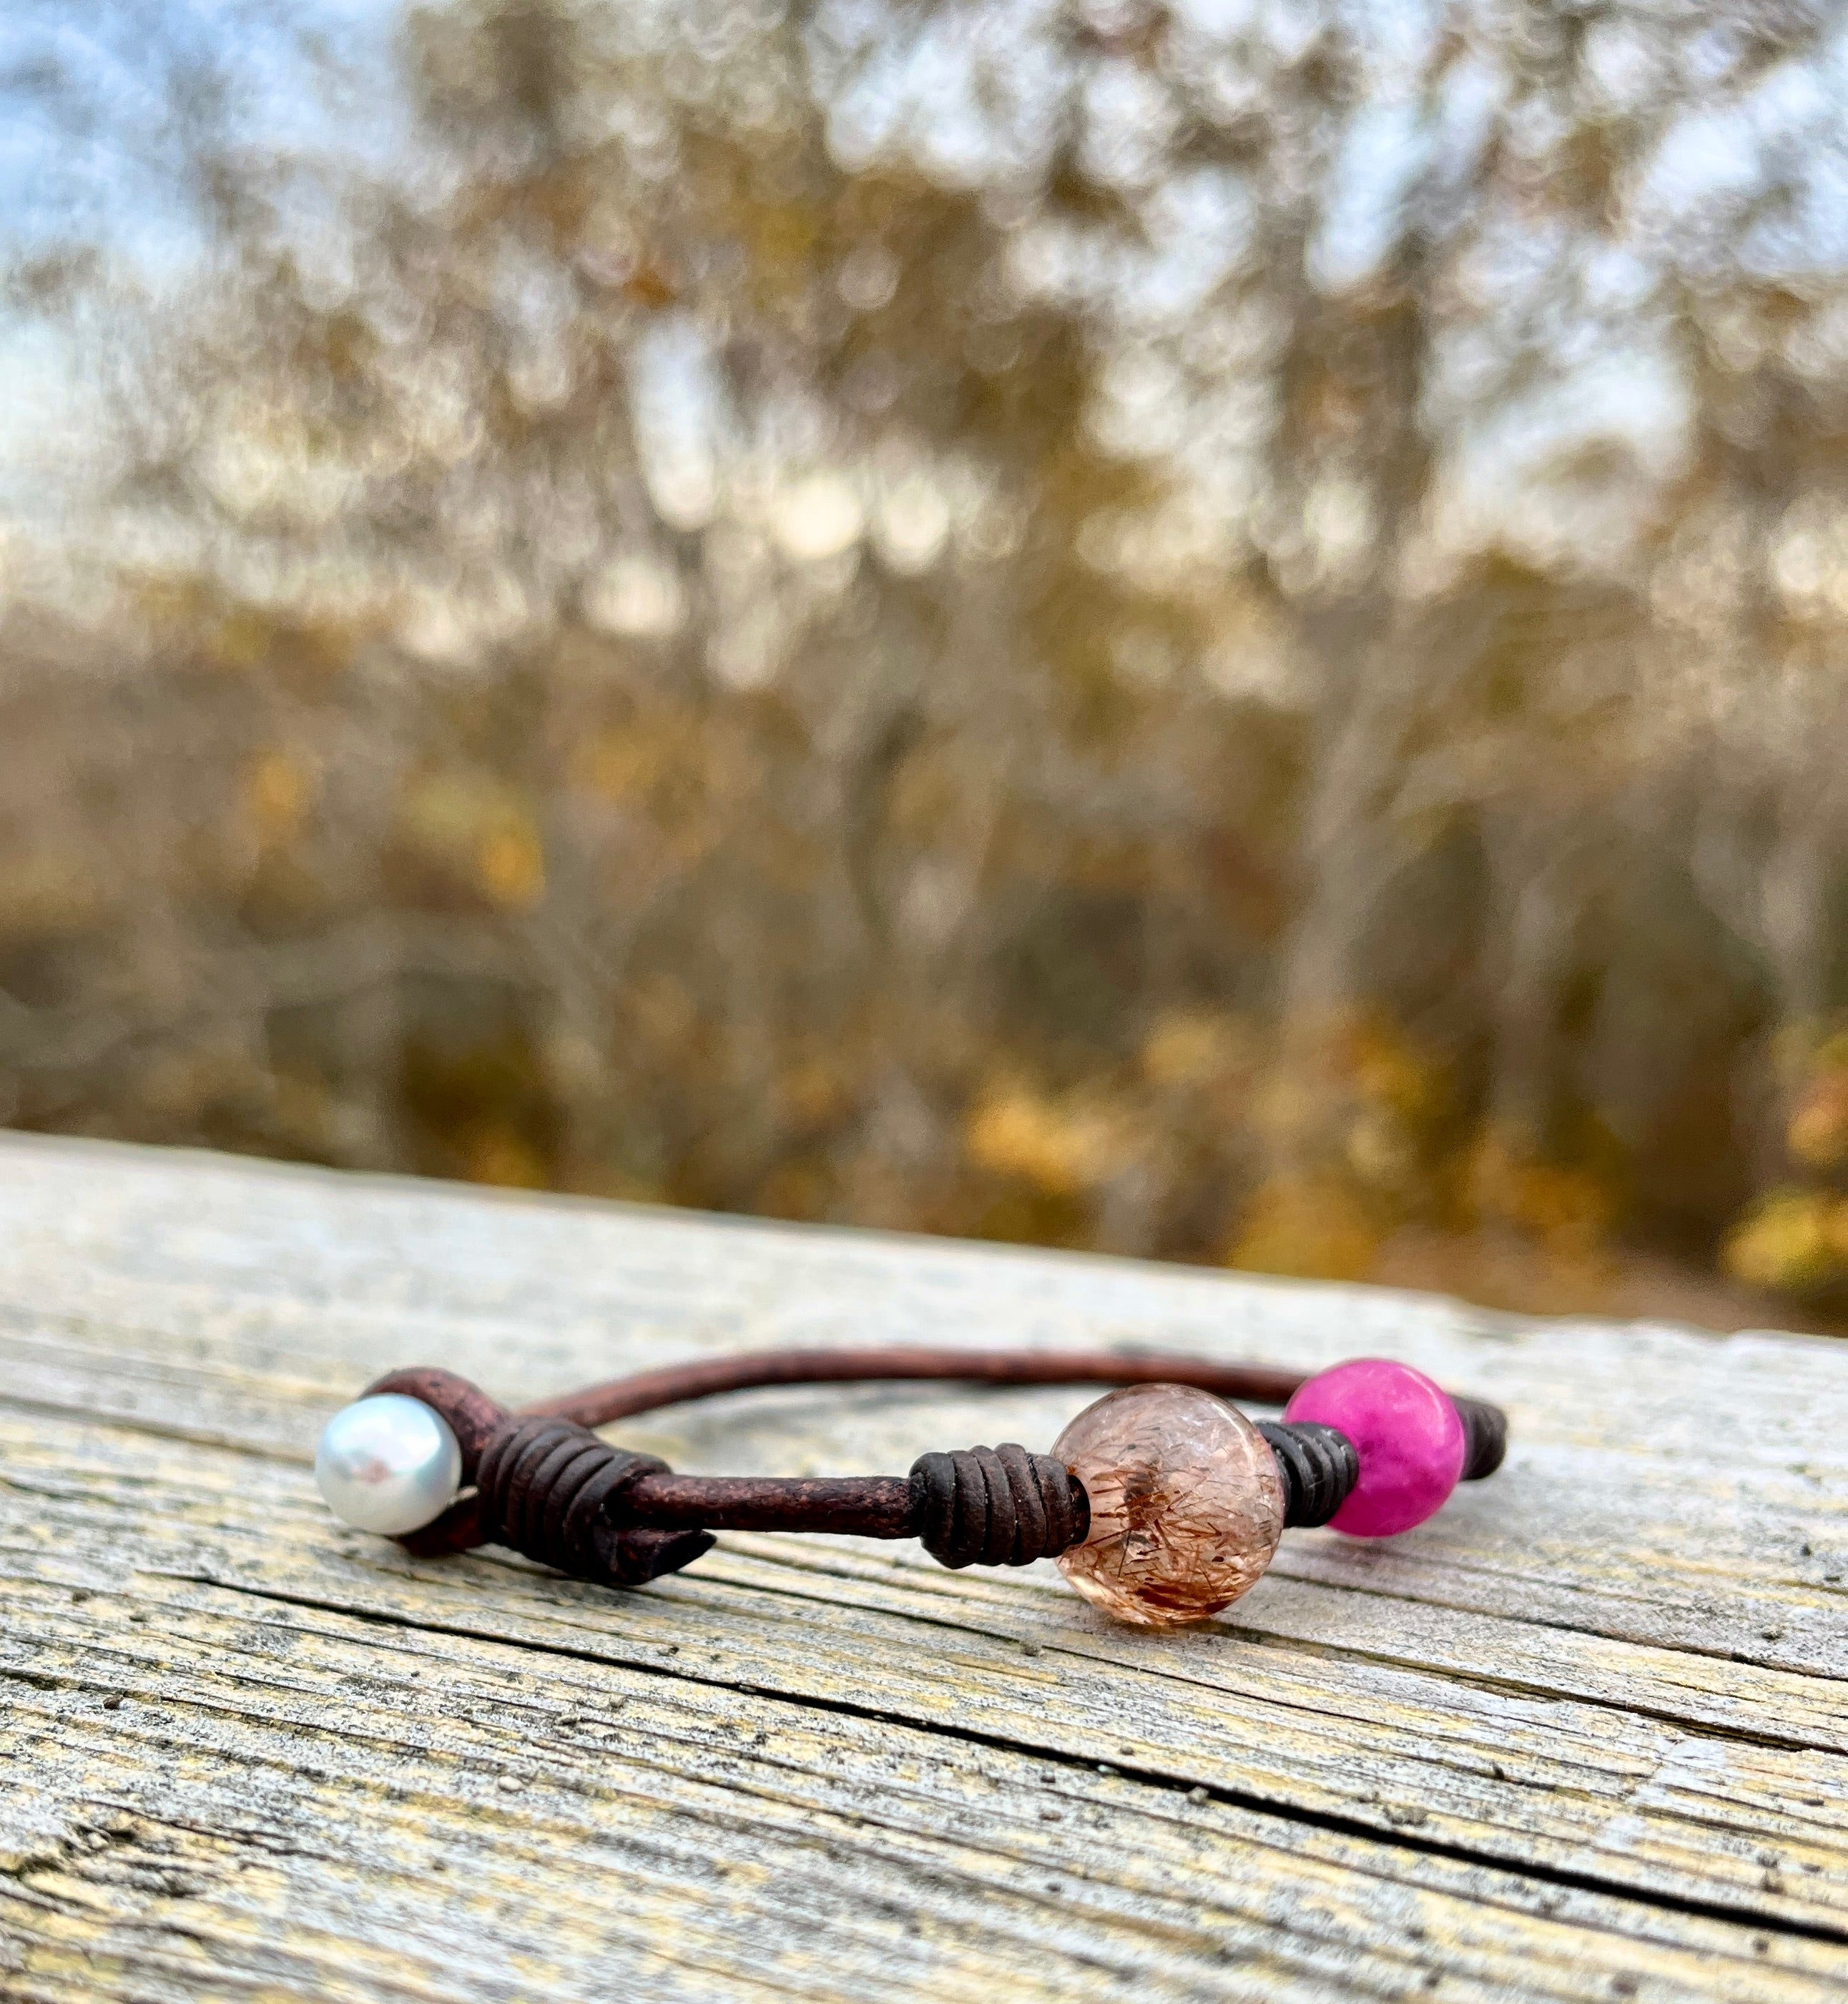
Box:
[0,1134,1844,2003]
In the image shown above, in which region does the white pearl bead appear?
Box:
[315,1394,462,1535]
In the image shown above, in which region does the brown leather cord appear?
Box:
[366,1347,1505,1590]
[908,1445,1088,1568]
[1254,1420,1357,1523]
[1452,1396,1508,1480]
[521,1346,1310,1430]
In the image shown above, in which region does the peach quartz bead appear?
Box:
[1053,1382,1284,1627]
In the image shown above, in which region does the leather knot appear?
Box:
[908,1445,1090,1569]
[1255,1420,1360,1527]
[474,1415,712,1586]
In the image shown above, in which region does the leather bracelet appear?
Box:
[313,1348,1508,1629]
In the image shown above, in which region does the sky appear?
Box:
[0,0,408,266]
[0,0,407,519]
[6,0,1848,598]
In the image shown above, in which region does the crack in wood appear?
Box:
[156,1568,1848,1955]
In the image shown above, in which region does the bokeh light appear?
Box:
[6,0,1848,1325]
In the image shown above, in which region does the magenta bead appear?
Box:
[1284,1358,1465,1538]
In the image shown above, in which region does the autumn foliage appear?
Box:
[4,0,1848,1326]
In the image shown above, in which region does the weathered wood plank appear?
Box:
[1,1134,1845,2001]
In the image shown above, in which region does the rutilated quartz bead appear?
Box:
[1053,1382,1284,1627]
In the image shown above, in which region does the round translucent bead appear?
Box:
[1284,1358,1463,1538]
[1053,1383,1284,1627]
[315,1394,463,1536]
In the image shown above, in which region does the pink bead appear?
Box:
[1284,1358,1464,1538]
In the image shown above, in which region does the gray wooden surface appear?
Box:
[1,1133,1844,2003]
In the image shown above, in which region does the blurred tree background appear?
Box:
[4,0,1848,1327]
